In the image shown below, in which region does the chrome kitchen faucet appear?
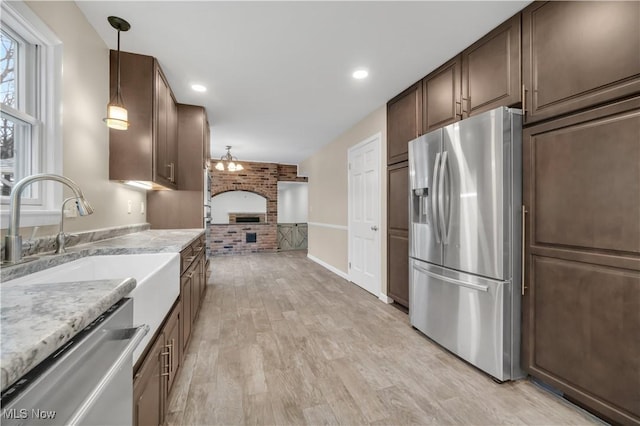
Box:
[4,174,94,264]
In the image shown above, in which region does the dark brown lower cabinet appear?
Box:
[522,97,640,424]
[164,304,181,394]
[133,233,207,426]
[133,330,166,426]
[181,269,193,353]
[387,162,409,308]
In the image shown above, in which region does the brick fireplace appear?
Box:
[207,162,306,256]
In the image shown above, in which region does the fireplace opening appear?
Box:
[236,216,261,223]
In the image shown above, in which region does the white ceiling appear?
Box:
[76,1,530,165]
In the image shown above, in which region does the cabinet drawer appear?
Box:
[191,235,205,253]
[180,246,194,274]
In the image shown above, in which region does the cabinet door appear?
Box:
[181,273,192,352]
[191,261,201,324]
[133,332,166,426]
[522,98,640,424]
[165,305,181,393]
[387,162,409,307]
[387,82,422,165]
[108,51,154,183]
[167,94,178,185]
[155,68,168,183]
[462,14,521,117]
[522,1,640,124]
[423,55,462,132]
[154,68,177,188]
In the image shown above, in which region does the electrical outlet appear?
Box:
[140,201,145,214]
[127,200,132,214]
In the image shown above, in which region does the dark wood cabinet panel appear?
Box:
[522,1,640,123]
[387,162,409,308]
[423,55,461,132]
[109,51,153,183]
[109,51,178,189]
[147,104,209,229]
[388,163,409,231]
[154,69,178,187]
[387,232,409,308]
[181,272,192,352]
[387,83,422,165]
[525,101,640,257]
[133,331,166,426]
[528,256,640,424]
[522,98,640,424]
[165,304,181,394]
[462,14,521,117]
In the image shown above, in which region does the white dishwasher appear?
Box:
[0,298,148,426]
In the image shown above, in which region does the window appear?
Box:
[0,1,62,227]
[1,26,39,199]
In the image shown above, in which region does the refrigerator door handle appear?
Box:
[414,265,490,292]
[431,152,442,242]
[438,151,449,243]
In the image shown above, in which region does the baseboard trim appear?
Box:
[378,294,393,304]
[306,253,349,281]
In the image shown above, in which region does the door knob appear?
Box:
[371,225,379,231]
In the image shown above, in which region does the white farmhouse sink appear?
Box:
[4,253,180,363]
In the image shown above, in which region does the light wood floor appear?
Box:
[167,251,601,426]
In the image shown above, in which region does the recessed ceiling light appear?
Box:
[191,84,207,92]
[352,69,369,80]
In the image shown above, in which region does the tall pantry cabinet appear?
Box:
[520,2,640,424]
[386,13,522,309]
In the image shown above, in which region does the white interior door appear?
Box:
[348,134,381,296]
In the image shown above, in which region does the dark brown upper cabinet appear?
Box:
[522,1,640,124]
[423,55,462,132]
[462,14,521,117]
[387,82,422,165]
[109,51,178,190]
[147,104,210,229]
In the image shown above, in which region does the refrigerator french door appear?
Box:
[408,107,524,381]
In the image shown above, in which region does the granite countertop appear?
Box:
[0,278,136,392]
[1,229,204,282]
[0,228,205,392]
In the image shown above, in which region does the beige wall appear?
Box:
[299,106,388,295]
[9,1,147,237]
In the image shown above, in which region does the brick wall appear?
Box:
[207,224,277,256]
[208,160,306,255]
[210,161,278,223]
[277,164,308,182]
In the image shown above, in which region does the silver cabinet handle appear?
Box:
[67,324,150,426]
[167,163,175,182]
[522,205,527,296]
[370,225,378,231]
[431,152,441,243]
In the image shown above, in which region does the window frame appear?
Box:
[0,0,62,228]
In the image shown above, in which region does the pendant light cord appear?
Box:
[116,28,121,102]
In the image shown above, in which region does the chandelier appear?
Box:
[215,146,244,172]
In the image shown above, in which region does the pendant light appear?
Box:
[103,16,131,130]
[215,146,244,172]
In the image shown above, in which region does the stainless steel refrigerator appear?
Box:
[408,106,524,381]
